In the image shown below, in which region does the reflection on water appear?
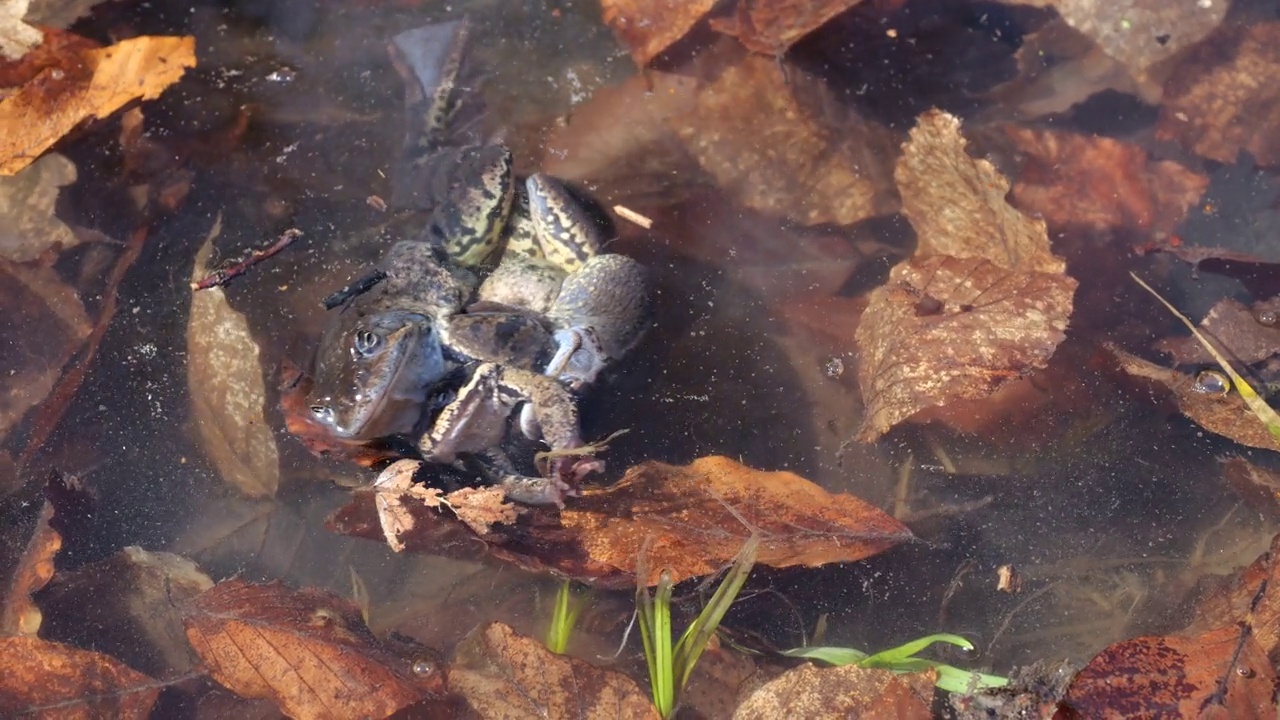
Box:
[4,0,1278,698]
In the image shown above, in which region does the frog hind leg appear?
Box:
[526,174,603,273]
[422,144,515,268]
[473,447,574,507]
[546,254,651,387]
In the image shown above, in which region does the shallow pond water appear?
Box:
[4,0,1280,714]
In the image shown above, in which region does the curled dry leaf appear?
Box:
[1060,625,1275,718]
[187,217,279,498]
[183,579,442,719]
[451,622,659,719]
[1006,126,1206,234]
[372,459,521,551]
[856,110,1076,441]
[38,547,213,677]
[0,498,60,636]
[1108,343,1280,453]
[1155,297,1280,366]
[997,0,1226,102]
[0,636,160,718]
[710,0,871,57]
[330,456,912,589]
[734,664,934,720]
[669,53,897,227]
[1158,24,1280,167]
[0,34,195,175]
[600,0,718,67]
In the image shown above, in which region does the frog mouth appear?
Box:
[346,317,447,440]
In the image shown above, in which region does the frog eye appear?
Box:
[353,329,381,356]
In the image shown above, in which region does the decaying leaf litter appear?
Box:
[5,0,1280,717]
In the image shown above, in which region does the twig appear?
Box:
[190,228,302,290]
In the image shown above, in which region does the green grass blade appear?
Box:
[782,646,869,664]
[858,633,974,665]
[932,664,1010,694]
[673,535,759,692]
[1130,272,1280,444]
[545,579,581,654]
[652,571,675,717]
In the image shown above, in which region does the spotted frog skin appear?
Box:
[304,20,650,505]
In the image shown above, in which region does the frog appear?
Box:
[304,19,650,506]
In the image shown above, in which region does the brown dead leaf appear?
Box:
[1158,23,1280,167]
[669,53,897,227]
[0,636,161,718]
[856,256,1074,442]
[38,547,212,678]
[600,0,717,67]
[1006,126,1206,234]
[330,456,912,589]
[450,621,659,719]
[998,0,1226,102]
[1060,625,1275,719]
[187,216,279,498]
[1186,531,1280,656]
[897,110,1060,275]
[710,0,868,57]
[564,456,912,585]
[1109,344,1280,452]
[734,663,934,720]
[0,497,60,636]
[1155,297,1280,366]
[372,459,522,550]
[1220,457,1280,520]
[0,34,195,175]
[183,579,441,719]
[681,641,781,719]
[0,27,97,90]
[856,110,1076,442]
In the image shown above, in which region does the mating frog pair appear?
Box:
[304,20,649,505]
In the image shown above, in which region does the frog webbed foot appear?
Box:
[473,448,576,507]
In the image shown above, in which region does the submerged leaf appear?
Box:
[452,622,659,719]
[600,0,718,67]
[183,579,441,718]
[856,110,1076,442]
[1158,23,1280,167]
[734,663,934,720]
[0,637,160,718]
[710,0,873,56]
[187,216,280,498]
[857,256,1073,442]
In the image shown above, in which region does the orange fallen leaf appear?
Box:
[1059,625,1275,719]
[450,622,658,719]
[1158,23,1280,167]
[0,35,196,175]
[1006,126,1206,234]
[329,456,912,588]
[183,579,442,719]
[565,456,913,585]
[856,109,1076,442]
[1107,344,1280,453]
[0,636,161,718]
[735,663,934,719]
[600,0,718,67]
[0,497,60,636]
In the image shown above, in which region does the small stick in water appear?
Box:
[191,228,302,291]
[323,269,388,310]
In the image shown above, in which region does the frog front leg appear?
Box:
[546,254,651,389]
[472,447,575,507]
